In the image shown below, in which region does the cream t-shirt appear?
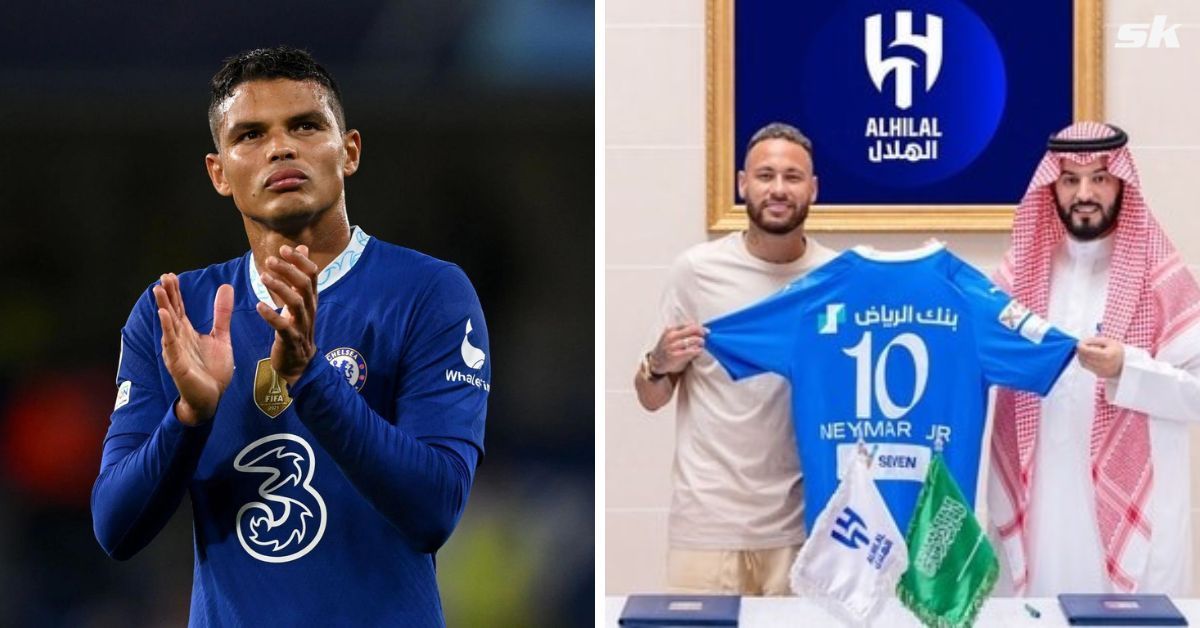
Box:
[653,232,838,549]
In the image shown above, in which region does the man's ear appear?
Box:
[811,175,818,205]
[736,170,746,201]
[342,130,362,177]
[205,152,232,197]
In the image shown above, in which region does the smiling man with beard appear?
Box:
[633,123,839,595]
[1054,158,1123,241]
[989,122,1200,597]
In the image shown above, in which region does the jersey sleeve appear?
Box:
[704,286,800,380]
[288,264,486,552]
[393,265,489,450]
[92,285,215,560]
[641,251,700,354]
[954,262,1077,395]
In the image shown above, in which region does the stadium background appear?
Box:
[0,2,594,625]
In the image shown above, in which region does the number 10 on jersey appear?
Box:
[842,331,929,420]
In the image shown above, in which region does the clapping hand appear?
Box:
[255,245,320,386]
[153,274,234,426]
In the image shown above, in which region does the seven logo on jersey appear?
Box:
[461,319,486,369]
[233,434,327,563]
[325,347,368,392]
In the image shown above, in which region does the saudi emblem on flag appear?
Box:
[897,453,998,628]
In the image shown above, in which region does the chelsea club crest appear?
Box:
[325,347,367,392]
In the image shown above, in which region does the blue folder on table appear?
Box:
[1058,593,1187,626]
[618,595,740,626]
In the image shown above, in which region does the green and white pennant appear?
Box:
[896,453,998,628]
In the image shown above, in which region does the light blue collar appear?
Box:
[248,226,371,308]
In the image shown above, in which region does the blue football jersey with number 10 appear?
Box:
[705,243,1076,533]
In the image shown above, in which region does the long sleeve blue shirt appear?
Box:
[92,229,489,627]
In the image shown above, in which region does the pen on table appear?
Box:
[1023,602,1041,619]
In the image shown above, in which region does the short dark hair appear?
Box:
[207,46,346,149]
[744,122,814,163]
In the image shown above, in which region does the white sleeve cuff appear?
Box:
[1106,344,1152,408]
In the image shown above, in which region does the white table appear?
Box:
[606,595,1198,627]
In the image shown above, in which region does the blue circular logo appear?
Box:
[802,0,1006,188]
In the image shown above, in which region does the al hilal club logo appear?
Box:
[461,319,486,369]
[832,506,870,549]
[325,347,368,392]
[865,11,943,111]
[864,11,945,165]
[801,0,1006,186]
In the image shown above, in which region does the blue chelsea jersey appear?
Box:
[705,243,1075,533]
[93,228,489,627]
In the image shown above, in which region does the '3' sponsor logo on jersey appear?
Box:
[233,434,327,563]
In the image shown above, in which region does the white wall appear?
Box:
[605,0,1200,594]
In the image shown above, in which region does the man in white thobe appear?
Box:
[989,122,1200,596]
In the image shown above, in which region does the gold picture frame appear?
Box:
[706,0,1104,232]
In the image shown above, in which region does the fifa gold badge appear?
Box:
[253,358,293,418]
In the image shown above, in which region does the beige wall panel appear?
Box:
[606,510,670,595]
[605,26,704,147]
[605,147,706,266]
[606,268,669,391]
[605,391,675,510]
[606,0,702,27]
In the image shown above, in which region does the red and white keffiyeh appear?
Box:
[990,121,1200,592]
